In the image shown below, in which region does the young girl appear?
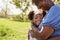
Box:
[28,11,44,40]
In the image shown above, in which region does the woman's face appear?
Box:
[37,2,47,11]
[32,14,43,26]
[35,0,52,11]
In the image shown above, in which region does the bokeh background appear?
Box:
[0,0,60,40]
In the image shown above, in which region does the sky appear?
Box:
[0,0,39,15]
[0,0,21,15]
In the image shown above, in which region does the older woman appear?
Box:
[29,0,60,40]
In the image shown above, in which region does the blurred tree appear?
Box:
[57,0,60,4]
[0,0,10,18]
[11,0,30,21]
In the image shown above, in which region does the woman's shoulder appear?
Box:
[50,5,60,10]
[47,5,60,14]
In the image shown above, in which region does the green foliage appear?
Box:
[12,0,30,12]
[12,0,30,21]
[0,9,8,18]
[7,14,29,22]
[57,0,60,4]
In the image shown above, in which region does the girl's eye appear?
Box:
[35,17,37,19]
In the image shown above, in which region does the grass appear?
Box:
[0,18,31,40]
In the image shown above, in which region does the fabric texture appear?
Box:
[38,5,60,37]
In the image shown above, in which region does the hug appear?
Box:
[28,0,60,40]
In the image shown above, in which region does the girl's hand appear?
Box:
[29,27,40,38]
[29,29,42,40]
[32,26,39,33]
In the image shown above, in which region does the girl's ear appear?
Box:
[28,11,35,20]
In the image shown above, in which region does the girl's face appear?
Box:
[32,14,43,26]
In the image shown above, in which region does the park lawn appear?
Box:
[0,18,30,40]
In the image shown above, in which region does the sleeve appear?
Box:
[38,5,60,30]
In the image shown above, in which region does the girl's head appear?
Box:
[33,13,43,27]
[28,11,43,27]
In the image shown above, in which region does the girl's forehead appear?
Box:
[35,13,42,16]
[34,13,42,17]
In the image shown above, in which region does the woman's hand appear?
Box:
[29,26,54,40]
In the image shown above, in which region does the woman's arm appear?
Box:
[39,25,54,40]
[30,25,54,40]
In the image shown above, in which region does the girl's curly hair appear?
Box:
[28,11,35,20]
[28,10,46,20]
[43,11,46,17]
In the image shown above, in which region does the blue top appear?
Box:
[38,5,60,37]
